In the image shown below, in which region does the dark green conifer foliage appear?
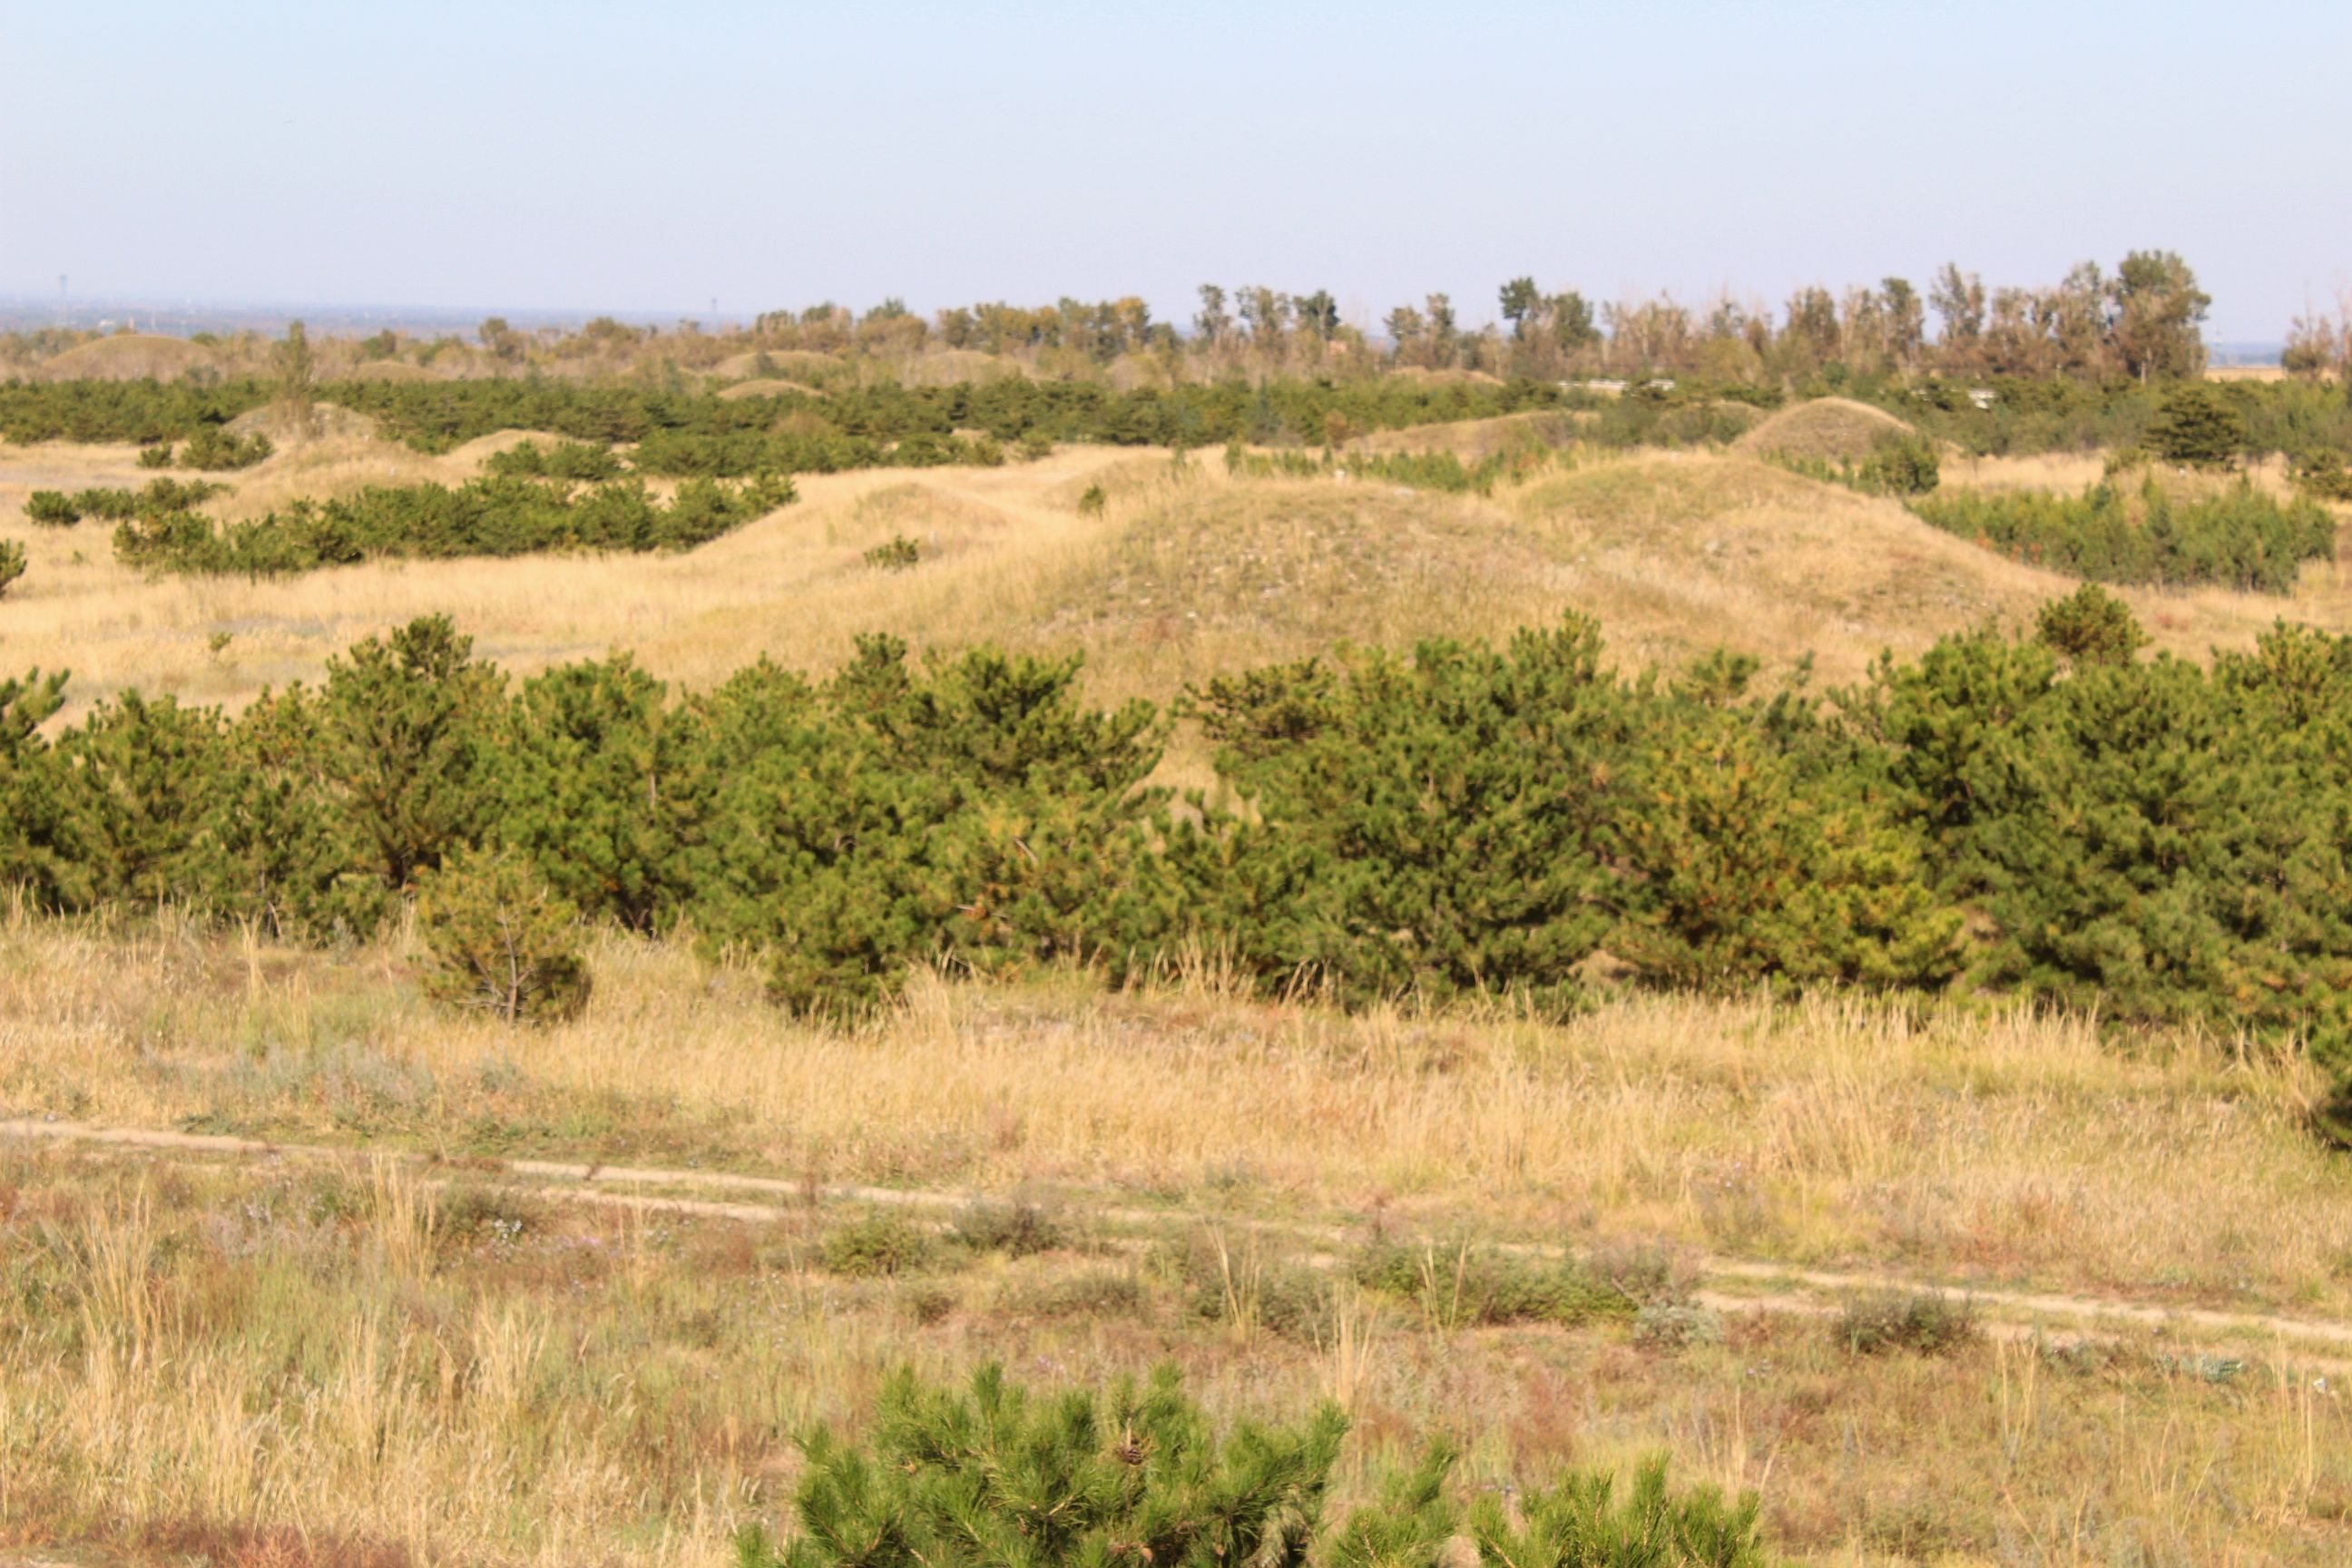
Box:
[1982,655,2352,1043]
[747,1364,1346,1568]
[1847,631,2061,897]
[2034,584,2150,666]
[1613,669,1962,993]
[201,684,389,938]
[0,542,23,598]
[317,616,505,893]
[53,691,225,908]
[0,671,70,904]
[1463,1457,1769,1568]
[2145,384,2247,466]
[1184,616,1627,1009]
[495,654,673,930]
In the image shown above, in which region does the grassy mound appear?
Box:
[37,334,218,382]
[1038,480,1567,676]
[894,348,1029,387]
[1734,396,1918,462]
[715,376,826,401]
[710,350,851,383]
[1507,452,2067,679]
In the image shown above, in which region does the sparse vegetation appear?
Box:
[861,534,921,570]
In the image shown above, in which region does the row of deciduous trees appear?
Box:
[730,254,2222,383]
[6,600,2351,1131]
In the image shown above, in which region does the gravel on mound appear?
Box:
[1733,397,1916,462]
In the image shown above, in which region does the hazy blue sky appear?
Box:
[3,0,2344,338]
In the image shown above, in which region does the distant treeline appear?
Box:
[6,595,2350,1132]
[7,370,2351,466]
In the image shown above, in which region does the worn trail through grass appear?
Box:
[13,1115,2350,1372]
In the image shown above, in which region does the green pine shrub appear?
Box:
[2034,583,2149,665]
[1463,1456,1769,1568]
[135,444,176,470]
[24,491,79,526]
[2145,384,2246,466]
[177,426,273,470]
[1908,476,2333,593]
[494,654,674,931]
[416,847,592,1024]
[862,534,921,570]
[1180,618,1626,1010]
[2291,448,2352,501]
[484,438,627,480]
[317,615,505,893]
[0,543,22,600]
[114,472,792,577]
[741,1365,1347,1568]
[52,690,226,909]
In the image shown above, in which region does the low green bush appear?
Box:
[177,426,273,470]
[862,534,921,570]
[2034,583,2149,665]
[115,472,792,577]
[1350,1238,1641,1328]
[1909,476,2333,592]
[416,848,592,1024]
[23,491,76,527]
[741,1365,1351,1568]
[818,1211,936,1277]
[1833,1290,1979,1357]
[2292,448,2352,502]
[0,543,23,599]
[485,438,627,480]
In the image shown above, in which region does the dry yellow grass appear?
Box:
[9,1131,2346,1568]
[4,917,2347,1320]
[4,433,2348,721]
[4,918,2352,1563]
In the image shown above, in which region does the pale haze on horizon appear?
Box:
[2,0,2345,341]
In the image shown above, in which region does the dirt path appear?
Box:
[9,1116,2351,1367]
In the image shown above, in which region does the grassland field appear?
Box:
[3,406,2351,1567]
